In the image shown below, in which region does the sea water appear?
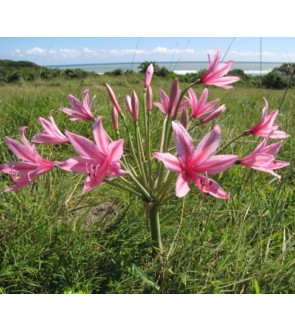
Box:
[48,61,283,76]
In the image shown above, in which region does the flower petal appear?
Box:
[152,152,182,173]
[108,139,124,164]
[196,154,237,174]
[172,121,193,160]
[65,131,102,160]
[175,173,190,197]
[191,125,221,166]
[92,116,110,156]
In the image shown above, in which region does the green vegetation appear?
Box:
[0,60,97,83]
[1,60,294,90]
[0,75,294,294]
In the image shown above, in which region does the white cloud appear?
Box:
[59,48,80,58]
[25,47,47,55]
[12,48,22,56]
[9,45,295,63]
[152,47,196,55]
[83,47,100,57]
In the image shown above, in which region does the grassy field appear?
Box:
[0,75,294,293]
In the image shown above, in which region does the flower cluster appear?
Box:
[0,49,289,202]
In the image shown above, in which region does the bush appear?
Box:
[262,72,288,89]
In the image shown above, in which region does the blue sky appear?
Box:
[1,37,295,66]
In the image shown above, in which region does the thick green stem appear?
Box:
[147,202,163,255]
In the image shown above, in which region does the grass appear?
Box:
[0,76,294,293]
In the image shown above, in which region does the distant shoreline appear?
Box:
[46,61,285,77]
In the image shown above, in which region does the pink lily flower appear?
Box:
[106,84,123,114]
[187,88,222,120]
[32,116,69,144]
[144,63,154,88]
[240,138,289,178]
[249,98,289,139]
[0,127,55,192]
[153,122,237,199]
[154,81,188,117]
[57,116,128,192]
[61,89,95,121]
[201,49,240,89]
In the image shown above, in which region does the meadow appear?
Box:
[0,75,294,294]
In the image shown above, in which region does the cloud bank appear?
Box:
[11,46,295,63]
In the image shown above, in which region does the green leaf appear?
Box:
[253,277,261,294]
[132,264,160,291]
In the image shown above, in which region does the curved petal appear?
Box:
[152,152,182,173]
[93,116,110,156]
[108,139,124,163]
[153,102,167,115]
[82,89,94,118]
[196,154,237,174]
[268,130,290,139]
[65,131,102,161]
[56,156,93,173]
[175,173,190,197]
[193,174,230,199]
[172,121,193,160]
[191,125,221,166]
[4,136,36,163]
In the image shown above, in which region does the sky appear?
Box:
[1,37,295,66]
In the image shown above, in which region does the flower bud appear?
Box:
[111,106,119,131]
[200,105,226,124]
[146,86,153,111]
[168,79,179,111]
[106,84,122,114]
[131,91,139,122]
[180,109,189,129]
[144,63,154,88]
[125,95,132,115]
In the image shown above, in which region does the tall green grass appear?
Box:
[0,77,294,293]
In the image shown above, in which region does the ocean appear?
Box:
[48,61,283,76]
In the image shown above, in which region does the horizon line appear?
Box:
[45,60,288,68]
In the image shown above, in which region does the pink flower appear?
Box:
[32,116,69,144]
[0,127,54,192]
[153,122,237,199]
[201,49,240,89]
[144,63,154,88]
[240,138,289,178]
[60,89,95,121]
[57,116,127,192]
[249,98,289,139]
[187,88,224,121]
[154,80,188,117]
[106,84,122,114]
